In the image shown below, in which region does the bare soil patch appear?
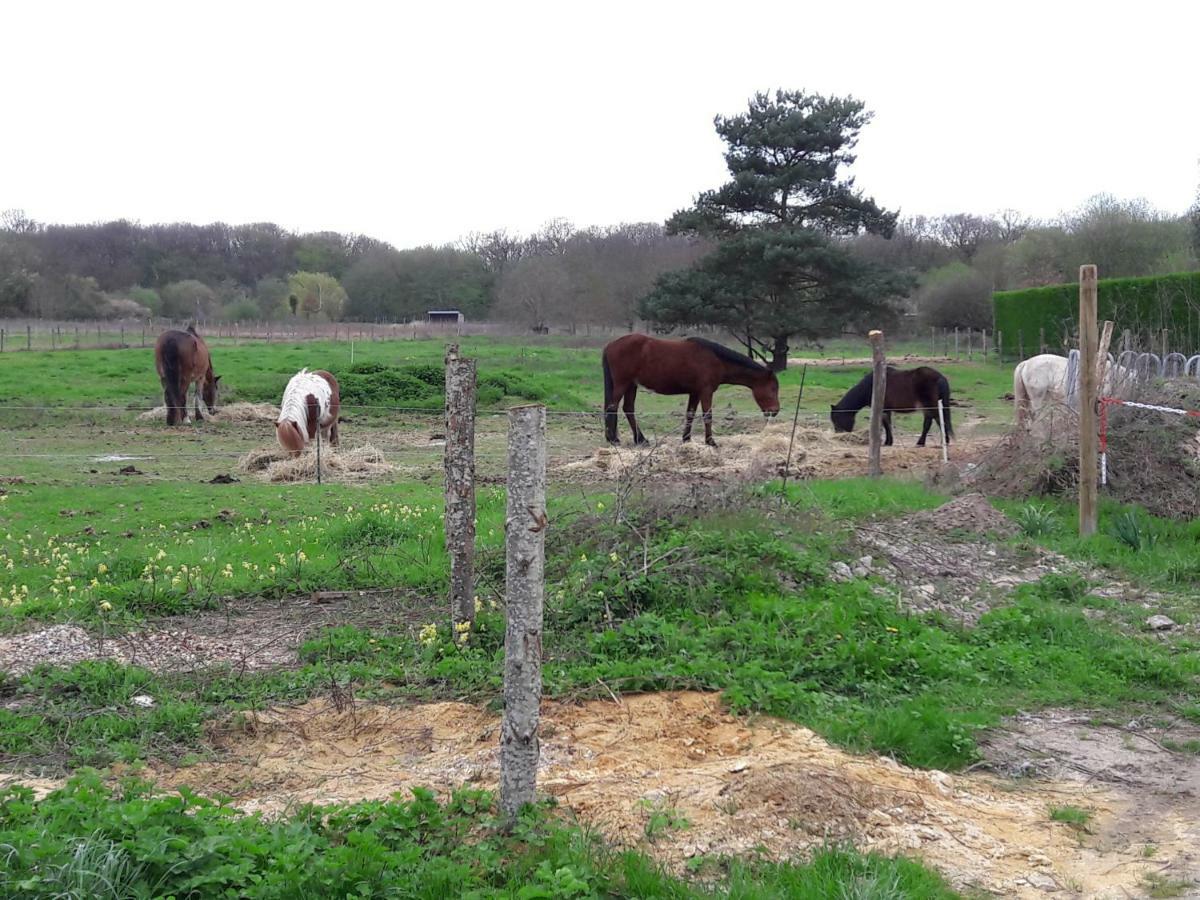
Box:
[141,691,1196,898]
[851,495,1068,625]
[0,591,435,677]
[980,709,1200,889]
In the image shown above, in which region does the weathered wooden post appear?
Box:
[983,328,988,361]
[1,329,5,353]
[1018,330,1024,361]
[954,327,959,359]
[444,344,477,629]
[1096,320,1114,390]
[500,404,547,823]
[26,325,31,351]
[1039,327,1046,354]
[867,330,886,478]
[1079,265,1099,536]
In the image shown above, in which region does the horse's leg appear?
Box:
[682,393,699,442]
[701,392,716,447]
[329,418,339,447]
[883,412,893,446]
[622,384,645,445]
[605,378,627,445]
[917,410,933,446]
[193,380,204,422]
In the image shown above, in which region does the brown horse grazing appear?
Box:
[829,366,953,446]
[154,326,220,425]
[602,334,781,447]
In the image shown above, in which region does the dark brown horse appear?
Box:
[830,366,952,446]
[154,326,220,425]
[602,334,781,446]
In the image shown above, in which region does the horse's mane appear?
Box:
[685,337,769,374]
[835,371,875,409]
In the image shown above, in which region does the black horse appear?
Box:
[830,366,953,446]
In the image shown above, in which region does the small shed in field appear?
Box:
[427,309,464,324]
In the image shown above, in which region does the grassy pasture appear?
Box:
[4,336,1196,897]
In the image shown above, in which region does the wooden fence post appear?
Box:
[983,328,988,361]
[954,327,959,359]
[867,330,886,478]
[0,329,5,353]
[26,325,31,351]
[1079,265,1099,536]
[1039,327,1046,354]
[500,404,547,823]
[1096,320,1114,391]
[445,344,477,629]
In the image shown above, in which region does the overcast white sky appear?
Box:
[4,0,1197,249]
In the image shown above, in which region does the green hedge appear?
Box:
[993,271,1200,357]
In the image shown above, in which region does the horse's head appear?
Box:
[752,371,781,418]
[830,404,857,433]
[276,419,306,457]
[202,371,221,415]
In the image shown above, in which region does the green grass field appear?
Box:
[3,336,1195,897]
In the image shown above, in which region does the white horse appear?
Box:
[1013,353,1133,429]
[276,368,341,456]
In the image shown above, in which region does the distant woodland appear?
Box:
[2,95,1197,351]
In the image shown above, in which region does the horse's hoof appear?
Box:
[705,440,718,448]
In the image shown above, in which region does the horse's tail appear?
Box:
[938,374,953,439]
[160,337,184,423]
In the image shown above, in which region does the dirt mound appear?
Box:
[144,691,1194,898]
[908,493,1019,538]
[137,402,279,423]
[853,496,1068,625]
[968,382,1200,519]
[237,444,394,483]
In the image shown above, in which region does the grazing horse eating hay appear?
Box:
[601,334,781,447]
[830,366,953,446]
[154,326,220,425]
[276,369,340,457]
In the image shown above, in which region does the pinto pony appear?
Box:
[276,369,340,457]
[830,366,953,447]
[154,326,220,425]
[601,334,781,447]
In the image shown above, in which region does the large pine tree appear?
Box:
[640,90,910,369]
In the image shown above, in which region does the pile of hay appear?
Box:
[237,444,394,483]
[967,381,1200,519]
[563,422,809,481]
[138,402,279,423]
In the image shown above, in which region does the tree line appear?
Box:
[3,94,1198,357]
[0,211,704,327]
